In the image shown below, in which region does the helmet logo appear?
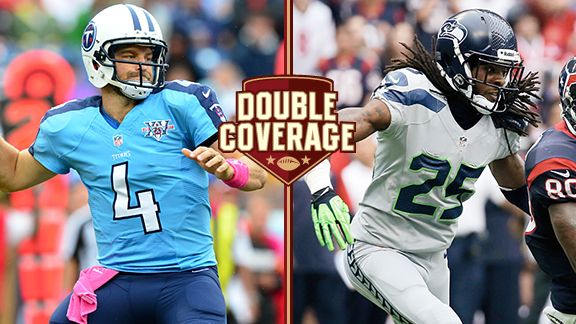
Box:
[560,59,576,99]
[562,73,576,103]
[438,20,468,44]
[559,58,576,131]
[82,22,97,52]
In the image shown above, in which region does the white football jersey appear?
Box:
[351,67,520,253]
[293,0,336,75]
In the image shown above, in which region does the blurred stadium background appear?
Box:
[0,0,285,323]
[293,0,576,324]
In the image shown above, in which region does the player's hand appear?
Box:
[311,187,353,251]
[182,147,234,181]
[493,107,529,133]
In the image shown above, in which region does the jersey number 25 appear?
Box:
[394,154,484,221]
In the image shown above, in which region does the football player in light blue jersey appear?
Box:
[303,9,540,324]
[0,4,266,324]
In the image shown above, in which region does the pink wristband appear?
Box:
[224,159,249,188]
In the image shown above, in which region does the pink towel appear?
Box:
[66,266,119,324]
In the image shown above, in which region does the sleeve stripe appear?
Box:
[527,157,576,188]
[382,88,446,112]
[161,81,226,127]
[41,96,101,124]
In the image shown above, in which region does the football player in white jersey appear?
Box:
[304,9,540,324]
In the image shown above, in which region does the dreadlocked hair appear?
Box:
[383,36,541,136]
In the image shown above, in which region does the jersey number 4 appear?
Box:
[112,162,162,233]
[394,154,484,221]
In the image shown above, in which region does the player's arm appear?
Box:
[489,153,530,214]
[297,99,392,251]
[338,98,392,143]
[549,202,576,272]
[0,138,56,192]
[181,141,266,191]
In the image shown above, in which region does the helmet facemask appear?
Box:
[94,39,168,100]
[562,98,576,136]
[462,51,524,114]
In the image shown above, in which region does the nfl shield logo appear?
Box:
[458,136,468,148]
[113,135,123,147]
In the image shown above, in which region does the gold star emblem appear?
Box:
[266,155,276,165]
[301,156,310,165]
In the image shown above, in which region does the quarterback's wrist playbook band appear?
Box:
[224,159,249,188]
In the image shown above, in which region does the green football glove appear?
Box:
[311,187,353,251]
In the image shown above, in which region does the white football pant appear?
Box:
[344,241,462,324]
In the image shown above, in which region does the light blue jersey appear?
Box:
[30,80,227,272]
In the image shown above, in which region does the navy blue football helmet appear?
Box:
[559,57,576,134]
[435,9,524,114]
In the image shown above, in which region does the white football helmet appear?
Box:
[81,4,168,100]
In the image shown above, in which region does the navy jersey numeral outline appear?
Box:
[394,154,484,222]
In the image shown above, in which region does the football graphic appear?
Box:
[277,156,301,171]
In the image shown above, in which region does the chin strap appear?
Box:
[471,94,498,115]
[113,80,152,100]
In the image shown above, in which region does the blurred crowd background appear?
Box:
[0,0,285,324]
[293,0,576,323]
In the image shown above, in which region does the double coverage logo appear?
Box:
[219,76,355,185]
